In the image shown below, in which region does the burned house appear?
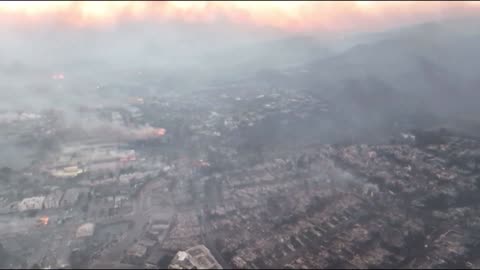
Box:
[125,243,149,266]
[169,245,222,270]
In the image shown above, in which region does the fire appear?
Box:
[120,154,136,163]
[193,159,210,168]
[155,128,166,137]
[0,1,478,32]
[38,216,49,225]
[51,73,64,80]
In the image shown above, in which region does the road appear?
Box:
[93,174,227,268]
[93,179,173,266]
[197,196,232,269]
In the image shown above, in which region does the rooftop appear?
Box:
[169,245,222,269]
[76,223,95,238]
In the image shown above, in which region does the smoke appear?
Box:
[0,1,479,156]
[88,123,166,142]
[59,113,166,143]
[1,1,479,33]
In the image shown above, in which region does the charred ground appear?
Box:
[1,15,480,270]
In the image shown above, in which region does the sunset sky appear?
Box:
[0,1,478,33]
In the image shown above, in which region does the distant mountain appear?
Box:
[303,18,478,91]
[212,35,330,68]
[272,16,480,135]
[196,34,332,82]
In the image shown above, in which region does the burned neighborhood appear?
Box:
[1,1,480,269]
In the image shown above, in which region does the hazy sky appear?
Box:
[1,1,479,34]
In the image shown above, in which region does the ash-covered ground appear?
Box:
[1,12,480,270]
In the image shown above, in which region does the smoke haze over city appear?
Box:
[1,1,480,269]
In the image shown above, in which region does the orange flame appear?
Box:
[155,128,166,137]
[38,216,49,225]
[0,1,479,33]
[51,73,64,80]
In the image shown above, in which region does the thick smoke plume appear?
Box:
[89,124,166,142]
[64,116,166,143]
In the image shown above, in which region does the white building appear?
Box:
[18,196,45,212]
[76,222,95,238]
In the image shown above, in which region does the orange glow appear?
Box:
[38,216,49,225]
[120,155,136,163]
[193,159,210,168]
[51,73,65,80]
[155,128,166,137]
[356,1,376,7]
[0,1,479,32]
